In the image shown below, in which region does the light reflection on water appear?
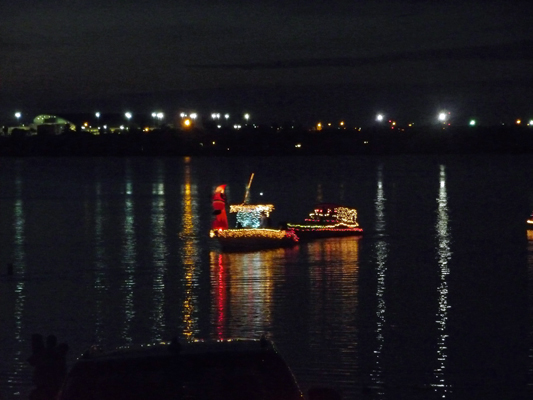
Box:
[10,164,29,397]
[370,165,388,398]
[209,249,281,338]
[433,165,451,398]
[0,156,532,400]
[150,160,168,341]
[121,171,136,344]
[181,157,200,339]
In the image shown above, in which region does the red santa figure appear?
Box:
[212,184,228,230]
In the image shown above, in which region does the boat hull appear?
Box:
[288,226,363,241]
[210,228,299,252]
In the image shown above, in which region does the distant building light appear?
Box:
[516,119,521,125]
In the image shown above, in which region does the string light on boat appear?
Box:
[337,207,359,225]
[210,228,297,241]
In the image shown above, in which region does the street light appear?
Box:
[124,112,132,130]
[376,113,384,122]
[15,112,21,124]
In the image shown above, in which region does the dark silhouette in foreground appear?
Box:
[27,334,69,400]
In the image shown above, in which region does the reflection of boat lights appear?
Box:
[210,251,277,338]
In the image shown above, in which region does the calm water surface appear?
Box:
[0,155,532,400]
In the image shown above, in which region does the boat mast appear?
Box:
[243,173,255,204]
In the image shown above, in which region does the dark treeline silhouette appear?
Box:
[1,124,532,157]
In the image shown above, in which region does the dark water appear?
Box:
[0,155,532,400]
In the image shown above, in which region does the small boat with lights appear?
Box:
[210,175,299,252]
[286,203,363,240]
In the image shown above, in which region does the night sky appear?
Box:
[1,0,532,125]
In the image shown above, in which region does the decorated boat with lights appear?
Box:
[210,175,299,252]
[286,203,363,240]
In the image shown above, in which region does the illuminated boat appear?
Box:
[286,203,363,240]
[210,176,299,252]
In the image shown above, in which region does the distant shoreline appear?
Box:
[1,125,532,157]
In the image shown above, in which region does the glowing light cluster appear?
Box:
[229,204,274,214]
[337,207,359,226]
[308,205,359,227]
